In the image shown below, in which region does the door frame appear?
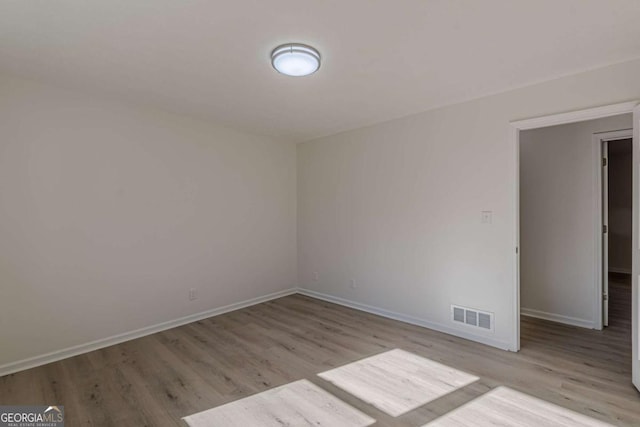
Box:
[509,101,638,352]
[593,129,633,330]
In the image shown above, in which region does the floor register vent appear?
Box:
[451,305,494,332]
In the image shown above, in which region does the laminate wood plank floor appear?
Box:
[423,386,613,426]
[182,379,375,427]
[318,348,479,416]
[1,274,638,426]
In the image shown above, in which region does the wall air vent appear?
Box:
[453,306,465,323]
[451,305,494,332]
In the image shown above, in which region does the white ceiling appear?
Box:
[1,1,640,142]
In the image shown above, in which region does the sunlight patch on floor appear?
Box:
[318,348,479,417]
[182,379,374,427]
[423,386,613,426]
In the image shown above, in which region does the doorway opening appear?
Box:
[599,132,632,329]
[510,102,639,391]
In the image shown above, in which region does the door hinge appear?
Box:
[603,224,608,234]
[603,158,608,167]
[515,246,519,254]
[603,293,609,301]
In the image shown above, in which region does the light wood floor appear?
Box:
[1,275,638,426]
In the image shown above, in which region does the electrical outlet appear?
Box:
[189,288,198,301]
[313,272,319,281]
[350,279,357,289]
[481,211,492,224]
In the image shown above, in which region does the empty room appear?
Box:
[1,1,640,426]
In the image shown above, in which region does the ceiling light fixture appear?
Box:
[271,43,321,77]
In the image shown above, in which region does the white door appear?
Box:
[633,104,640,392]
[602,141,609,327]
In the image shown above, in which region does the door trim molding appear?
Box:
[509,101,638,352]
[511,102,638,131]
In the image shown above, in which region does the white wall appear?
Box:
[298,57,640,350]
[519,115,632,327]
[0,75,297,368]
[608,140,633,274]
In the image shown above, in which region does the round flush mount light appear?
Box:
[271,43,321,77]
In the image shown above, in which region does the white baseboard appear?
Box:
[297,288,513,351]
[0,288,297,378]
[608,267,632,274]
[520,307,595,329]
[2,286,521,377]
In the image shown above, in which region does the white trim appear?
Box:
[509,101,638,352]
[298,288,512,351]
[511,102,638,131]
[511,124,520,351]
[632,106,640,390]
[592,129,633,330]
[0,288,297,377]
[521,308,596,329]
